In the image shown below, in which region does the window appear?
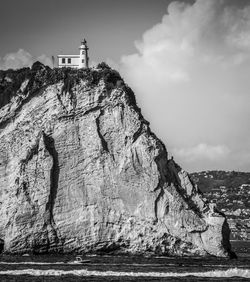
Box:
[82,51,85,55]
[82,59,84,63]
[68,58,71,64]
[62,58,65,64]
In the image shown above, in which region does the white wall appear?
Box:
[58,56,79,68]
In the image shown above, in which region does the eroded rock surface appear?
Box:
[0,62,233,256]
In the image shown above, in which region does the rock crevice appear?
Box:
[42,133,59,226]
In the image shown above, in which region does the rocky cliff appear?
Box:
[0,62,233,257]
[191,171,250,241]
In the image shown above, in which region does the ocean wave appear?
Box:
[0,262,175,266]
[0,268,249,278]
[0,262,245,268]
[0,262,64,265]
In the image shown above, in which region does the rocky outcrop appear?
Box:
[191,171,250,241]
[0,62,233,257]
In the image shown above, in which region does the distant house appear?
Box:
[240,184,250,189]
[57,39,89,69]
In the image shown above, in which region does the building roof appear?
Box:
[57,55,80,58]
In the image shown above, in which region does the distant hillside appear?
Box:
[190,171,250,241]
[190,171,250,193]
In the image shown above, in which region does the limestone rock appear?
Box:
[0,63,233,256]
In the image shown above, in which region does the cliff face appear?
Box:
[0,62,233,256]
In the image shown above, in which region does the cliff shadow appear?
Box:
[43,133,60,226]
[0,239,4,253]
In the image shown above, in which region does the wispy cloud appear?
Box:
[0,49,52,70]
[172,143,230,162]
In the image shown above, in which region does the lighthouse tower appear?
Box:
[57,38,90,68]
[79,39,89,68]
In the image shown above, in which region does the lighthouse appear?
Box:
[79,39,89,68]
[57,38,89,69]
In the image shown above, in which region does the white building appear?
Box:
[57,39,89,68]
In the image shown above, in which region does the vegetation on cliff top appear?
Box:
[0,61,130,110]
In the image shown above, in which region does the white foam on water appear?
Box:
[0,262,64,265]
[0,262,175,266]
[0,268,250,278]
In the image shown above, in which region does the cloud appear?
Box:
[0,49,52,70]
[0,49,33,70]
[37,54,53,68]
[119,0,250,171]
[121,0,250,83]
[172,144,230,162]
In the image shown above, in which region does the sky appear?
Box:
[0,0,250,172]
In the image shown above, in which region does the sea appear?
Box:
[0,241,249,282]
